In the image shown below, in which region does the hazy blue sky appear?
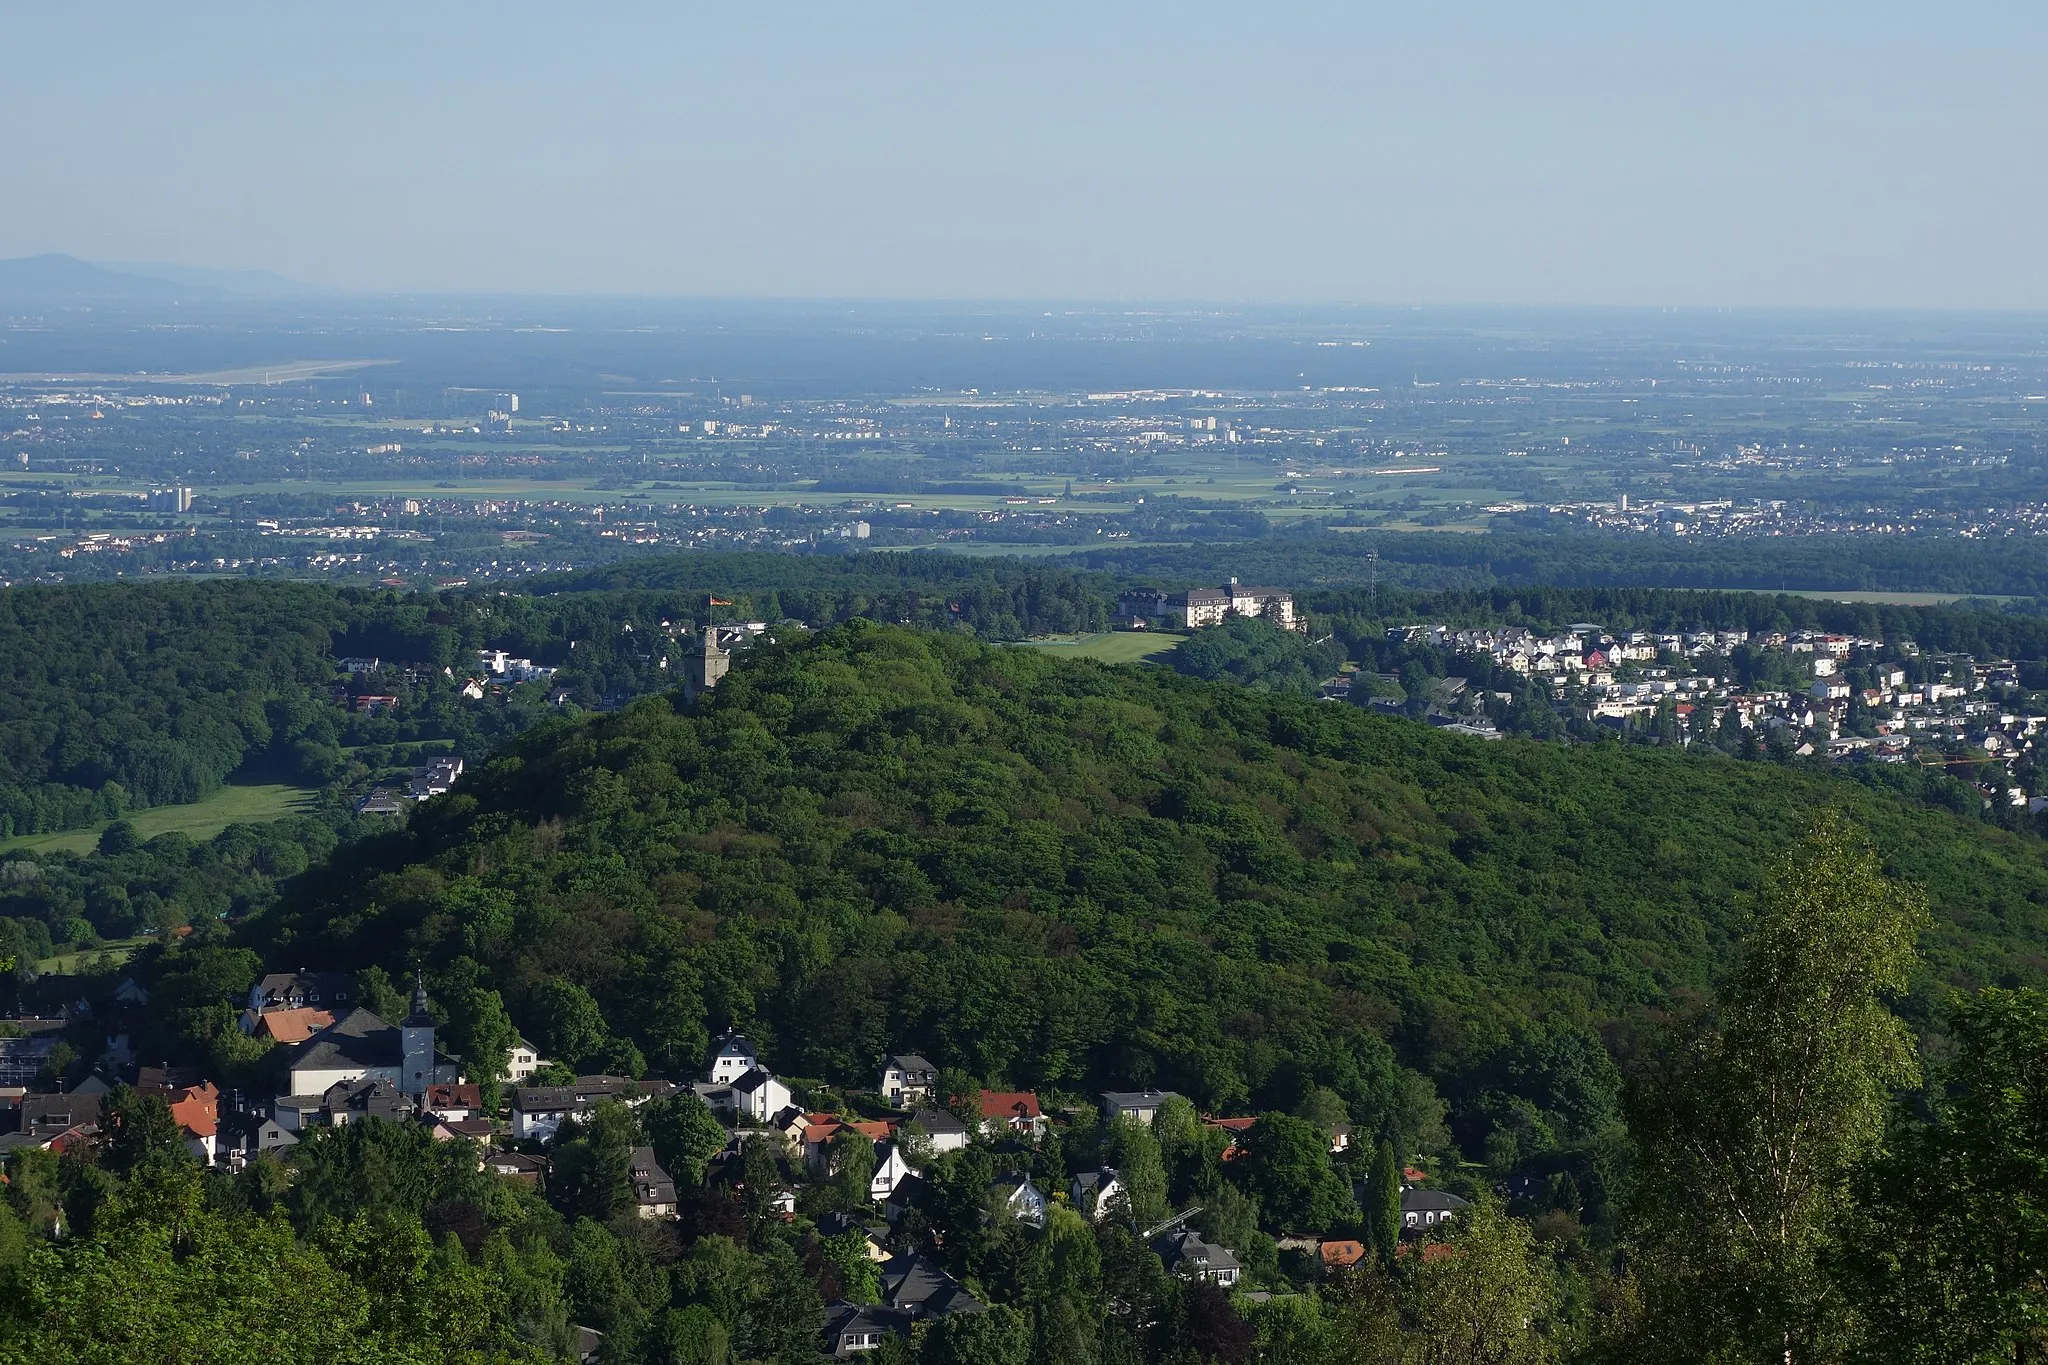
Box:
[4,2,2043,306]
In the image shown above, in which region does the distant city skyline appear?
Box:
[2,2,2043,309]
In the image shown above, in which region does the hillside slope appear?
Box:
[250,624,2048,1130]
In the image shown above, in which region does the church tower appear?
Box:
[684,628,730,701]
[400,975,435,1097]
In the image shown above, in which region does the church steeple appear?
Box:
[400,972,435,1097]
[405,972,433,1027]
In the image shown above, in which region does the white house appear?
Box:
[869,1142,920,1202]
[1154,1228,1241,1287]
[1401,1188,1469,1231]
[1071,1167,1125,1221]
[730,1067,792,1124]
[1101,1089,1180,1125]
[707,1032,762,1085]
[905,1108,970,1154]
[878,1054,937,1109]
[988,1174,1048,1229]
[502,1038,544,1084]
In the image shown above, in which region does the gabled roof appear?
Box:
[512,1086,578,1112]
[167,1081,219,1139]
[254,1007,335,1044]
[1154,1228,1241,1273]
[630,1146,677,1206]
[1320,1239,1366,1267]
[1102,1088,1179,1109]
[882,1054,936,1075]
[289,1007,400,1075]
[1401,1189,1470,1212]
[978,1090,1042,1121]
[908,1107,968,1135]
[731,1066,783,1095]
[252,971,354,1007]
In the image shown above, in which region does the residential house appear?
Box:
[1320,1239,1367,1270]
[1204,1115,1255,1162]
[1153,1228,1242,1287]
[153,1078,220,1163]
[817,1211,891,1262]
[904,1107,969,1154]
[487,1149,548,1185]
[869,1141,920,1203]
[509,1076,649,1142]
[976,1090,1045,1137]
[823,1254,986,1356]
[824,1304,912,1357]
[706,1032,761,1085]
[879,1253,986,1317]
[987,1173,1048,1229]
[878,1054,937,1109]
[0,1032,62,1087]
[1401,1188,1469,1233]
[630,1146,678,1218]
[1071,1167,1125,1221]
[503,1038,544,1084]
[1101,1089,1180,1125]
[0,1088,101,1152]
[423,1083,482,1123]
[248,971,355,1014]
[729,1067,792,1125]
[243,1006,335,1043]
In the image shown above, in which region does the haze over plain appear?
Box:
[2,1,2043,308]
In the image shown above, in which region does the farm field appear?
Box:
[0,783,319,856]
[1014,631,1184,664]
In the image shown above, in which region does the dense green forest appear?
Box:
[1081,530,2048,599]
[0,560,1108,837]
[10,560,2048,842]
[1167,619,1347,697]
[546,551,1111,639]
[6,626,2047,1360]
[249,624,2048,1124]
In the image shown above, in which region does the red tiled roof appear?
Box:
[255,1007,335,1044]
[979,1090,1042,1121]
[1204,1116,1256,1133]
[426,1083,482,1109]
[168,1082,219,1139]
[1321,1240,1367,1267]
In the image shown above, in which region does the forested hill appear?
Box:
[249,623,2048,1137]
[1077,530,2048,597]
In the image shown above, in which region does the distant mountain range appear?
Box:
[0,253,332,300]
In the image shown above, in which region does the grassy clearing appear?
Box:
[0,783,319,856]
[1015,632,1184,664]
[37,936,152,976]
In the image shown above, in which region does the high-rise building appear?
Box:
[148,487,194,514]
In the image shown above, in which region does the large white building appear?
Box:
[1119,579,1298,632]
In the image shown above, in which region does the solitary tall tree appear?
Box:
[1365,1139,1403,1265]
[1624,815,1928,1364]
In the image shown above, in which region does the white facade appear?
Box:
[707,1033,762,1085]
[502,1040,543,1084]
[869,1142,920,1202]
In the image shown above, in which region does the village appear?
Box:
[1352,621,2048,809]
[0,967,1467,1359]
